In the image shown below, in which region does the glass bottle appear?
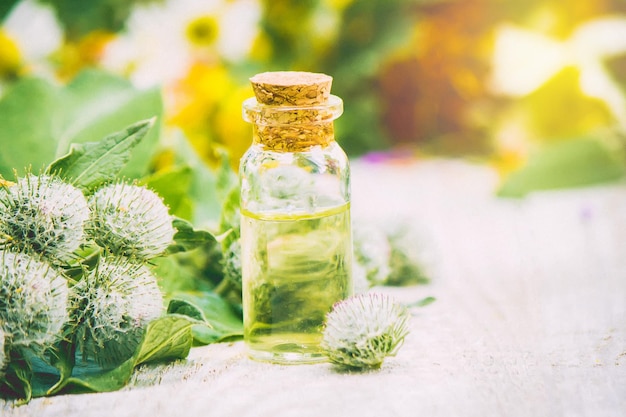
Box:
[239,71,353,364]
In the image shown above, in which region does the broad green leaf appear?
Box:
[191,325,229,345]
[171,292,243,344]
[0,77,59,176]
[167,299,207,322]
[152,255,215,297]
[57,70,163,179]
[0,354,34,401]
[47,315,195,395]
[47,118,155,191]
[0,0,19,20]
[215,151,241,249]
[53,353,137,394]
[135,315,194,365]
[0,316,195,398]
[218,186,241,251]
[215,151,238,202]
[497,137,625,198]
[1,346,67,400]
[12,364,33,402]
[46,341,76,395]
[163,132,222,227]
[141,166,194,220]
[166,218,218,255]
[0,70,162,179]
[38,0,138,40]
[29,356,68,398]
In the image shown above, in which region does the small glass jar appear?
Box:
[239,72,353,364]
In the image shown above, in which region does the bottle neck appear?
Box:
[252,122,335,152]
[243,94,343,152]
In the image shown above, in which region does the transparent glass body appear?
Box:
[240,94,353,364]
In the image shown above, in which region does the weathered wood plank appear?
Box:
[2,160,625,417]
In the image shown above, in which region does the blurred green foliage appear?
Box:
[39,0,163,40]
[1,0,626,195]
[0,70,162,179]
[0,0,18,19]
[255,0,418,154]
[498,136,625,197]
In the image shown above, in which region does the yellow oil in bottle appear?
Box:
[241,203,353,364]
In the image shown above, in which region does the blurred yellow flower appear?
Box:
[101,0,260,88]
[490,16,626,126]
[0,0,62,81]
[489,119,530,176]
[324,0,355,12]
[167,62,252,168]
[248,31,272,62]
[168,63,232,128]
[0,30,21,78]
[53,31,115,81]
[213,85,254,166]
[186,15,220,47]
[488,13,626,178]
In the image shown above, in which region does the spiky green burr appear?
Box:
[87,183,175,260]
[0,174,90,263]
[71,255,163,367]
[0,250,70,349]
[322,293,410,369]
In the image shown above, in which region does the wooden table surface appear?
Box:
[2,159,625,417]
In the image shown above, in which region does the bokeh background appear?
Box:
[1,0,626,219]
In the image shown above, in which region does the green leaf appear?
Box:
[497,137,625,198]
[0,346,66,400]
[46,341,76,395]
[159,132,223,227]
[135,315,194,365]
[152,255,215,297]
[166,218,218,255]
[38,0,137,40]
[141,166,194,220]
[12,364,33,402]
[0,0,19,20]
[46,315,195,395]
[0,77,59,175]
[215,151,241,247]
[0,354,33,401]
[167,299,207,322]
[47,118,156,191]
[405,296,436,309]
[0,70,162,180]
[54,353,137,394]
[218,186,241,252]
[215,151,238,202]
[171,292,243,345]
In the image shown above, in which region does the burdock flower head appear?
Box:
[322,293,410,369]
[0,250,70,349]
[0,174,90,263]
[87,182,175,260]
[71,254,163,367]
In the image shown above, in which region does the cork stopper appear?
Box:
[250,71,333,106]
[244,71,342,152]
